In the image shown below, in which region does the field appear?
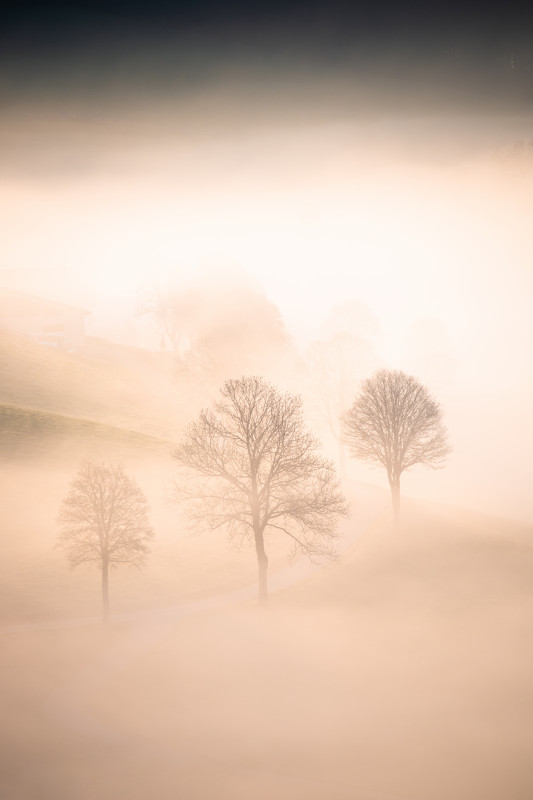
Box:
[0,452,306,624]
[1,499,532,800]
[1,331,532,799]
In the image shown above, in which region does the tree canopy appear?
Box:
[57,462,154,621]
[343,369,451,524]
[138,275,292,396]
[171,376,347,601]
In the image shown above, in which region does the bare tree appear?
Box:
[171,376,347,603]
[343,370,451,526]
[138,280,294,405]
[137,287,198,355]
[57,463,154,622]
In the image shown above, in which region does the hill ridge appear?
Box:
[0,402,175,462]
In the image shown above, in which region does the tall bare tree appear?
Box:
[343,370,451,525]
[58,463,154,622]
[171,376,347,603]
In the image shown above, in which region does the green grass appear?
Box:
[0,403,174,462]
[0,329,184,438]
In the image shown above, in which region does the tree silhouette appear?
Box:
[57,463,154,622]
[138,276,292,398]
[171,376,347,603]
[136,285,203,356]
[343,370,451,525]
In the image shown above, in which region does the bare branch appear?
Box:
[343,369,451,523]
[170,376,348,598]
[57,462,154,569]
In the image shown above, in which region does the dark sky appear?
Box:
[2,0,532,113]
[3,0,532,51]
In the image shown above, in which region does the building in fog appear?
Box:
[0,290,90,351]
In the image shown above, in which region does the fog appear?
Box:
[2,89,532,519]
[1,5,533,798]
[2,497,533,800]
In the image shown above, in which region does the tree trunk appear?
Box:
[391,481,400,528]
[102,557,109,624]
[254,529,269,605]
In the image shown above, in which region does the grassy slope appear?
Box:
[0,403,174,462]
[0,333,297,624]
[0,401,295,623]
[0,330,183,438]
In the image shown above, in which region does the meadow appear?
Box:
[1,331,532,800]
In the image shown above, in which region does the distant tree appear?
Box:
[138,277,293,397]
[343,370,451,526]
[306,332,378,478]
[177,288,290,387]
[137,286,199,355]
[171,376,347,603]
[319,300,381,343]
[57,463,154,623]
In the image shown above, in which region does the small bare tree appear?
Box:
[343,370,451,525]
[58,463,154,622]
[171,376,347,603]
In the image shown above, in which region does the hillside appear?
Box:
[0,330,186,438]
[0,399,318,624]
[0,404,174,463]
[275,498,533,614]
